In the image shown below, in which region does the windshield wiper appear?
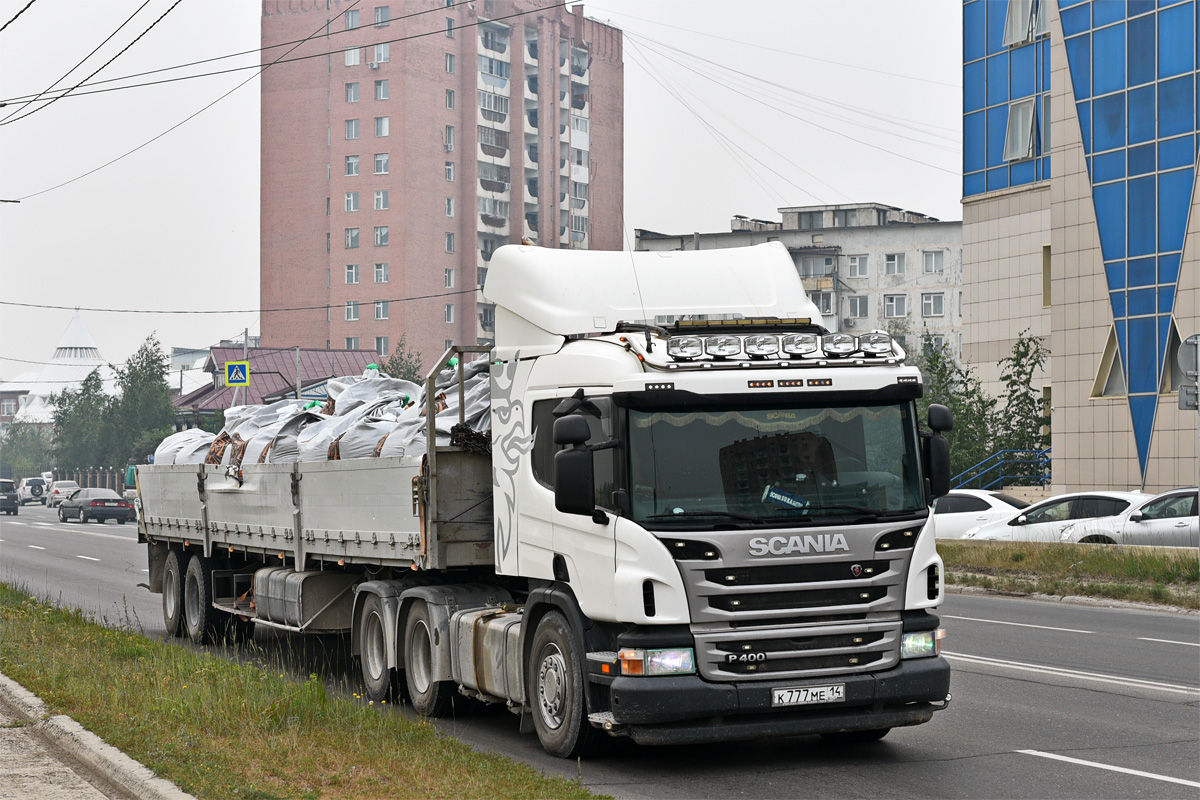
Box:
[644,510,767,523]
[801,504,881,516]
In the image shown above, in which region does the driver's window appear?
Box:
[1141,494,1195,520]
[530,397,615,509]
[1025,500,1071,524]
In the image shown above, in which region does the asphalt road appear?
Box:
[2,502,1198,799]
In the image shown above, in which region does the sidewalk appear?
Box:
[0,673,194,800]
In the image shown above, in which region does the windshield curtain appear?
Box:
[627,402,925,525]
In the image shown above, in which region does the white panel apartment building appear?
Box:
[636,203,963,360]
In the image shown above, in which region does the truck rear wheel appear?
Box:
[162,549,187,637]
[359,594,393,702]
[183,554,218,644]
[403,600,455,716]
[528,611,605,758]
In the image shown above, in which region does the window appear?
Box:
[799,256,833,277]
[885,253,906,275]
[477,91,510,114]
[481,238,498,260]
[1002,0,1035,47]
[445,304,455,323]
[374,262,389,283]
[1139,492,1197,520]
[374,80,389,100]
[345,82,360,102]
[445,89,455,109]
[797,211,821,230]
[345,191,359,212]
[374,190,388,210]
[571,147,588,166]
[345,227,360,248]
[346,119,360,139]
[478,126,509,149]
[570,181,588,200]
[345,337,360,350]
[445,232,455,253]
[923,335,946,357]
[446,17,454,37]
[345,9,360,29]
[445,268,455,288]
[1042,244,1051,308]
[375,336,389,356]
[345,264,360,284]
[570,215,588,233]
[375,300,389,320]
[848,295,869,318]
[1,399,18,416]
[571,114,589,133]
[346,155,360,176]
[884,294,907,317]
[478,56,510,79]
[374,153,388,174]
[444,125,455,151]
[1003,97,1037,161]
[478,266,489,286]
[832,209,848,227]
[345,47,361,67]
[374,6,389,26]
[445,161,454,181]
[529,398,614,506]
[445,53,455,73]
[923,251,944,273]
[478,196,509,217]
[374,226,389,246]
[808,291,833,315]
[345,301,360,321]
[446,197,454,216]
[374,43,390,63]
[375,116,389,137]
[1091,326,1127,397]
[848,255,868,277]
[922,293,945,317]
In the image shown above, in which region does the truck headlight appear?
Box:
[901,629,946,659]
[781,333,819,355]
[618,648,696,676]
[821,333,857,356]
[705,335,741,358]
[744,334,779,356]
[667,336,703,359]
[858,332,893,354]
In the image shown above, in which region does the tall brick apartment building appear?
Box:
[259,1,624,364]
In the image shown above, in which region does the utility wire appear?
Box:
[0,0,38,34]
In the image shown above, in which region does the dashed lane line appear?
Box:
[943,614,1092,634]
[1138,637,1200,647]
[76,555,100,562]
[942,651,1200,696]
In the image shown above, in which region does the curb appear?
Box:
[944,583,1199,614]
[0,672,195,800]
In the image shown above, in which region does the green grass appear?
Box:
[937,540,1199,609]
[0,584,602,800]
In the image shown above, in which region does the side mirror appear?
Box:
[1014,514,1028,525]
[553,415,591,446]
[927,404,953,433]
[554,447,595,515]
[1130,511,1144,522]
[923,431,950,499]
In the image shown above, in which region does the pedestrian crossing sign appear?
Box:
[225,361,250,386]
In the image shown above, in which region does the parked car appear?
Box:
[16,477,47,505]
[0,479,17,515]
[932,489,1030,539]
[963,491,1148,542]
[57,488,135,524]
[46,480,80,508]
[1060,488,1198,547]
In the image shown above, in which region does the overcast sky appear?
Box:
[0,0,961,379]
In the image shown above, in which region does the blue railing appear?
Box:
[952,448,1052,491]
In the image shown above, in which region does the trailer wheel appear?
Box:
[528,611,605,758]
[403,601,455,716]
[162,549,188,637]
[183,554,218,644]
[820,727,891,743]
[359,594,394,702]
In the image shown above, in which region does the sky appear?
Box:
[0,0,961,380]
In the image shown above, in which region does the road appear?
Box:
[2,502,1198,798]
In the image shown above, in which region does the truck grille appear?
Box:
[694,621,900,680]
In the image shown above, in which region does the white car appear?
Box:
[46,480,80,508]
[1060,488,1198,547]
[963,491,1148,543]
[932,489,1030,539]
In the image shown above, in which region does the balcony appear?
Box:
[526,178,538,199]
[481,34,507,54]
[526,109,538,129]
[528,143,538,162]
[527,40,538,61]
[525,212,539,233]
[527,75,538,95]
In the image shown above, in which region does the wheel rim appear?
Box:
[535,643,568,731]
[184,571,199,631]
[164,563,178,620]
[364,611,387,683]
[408,618,434,694]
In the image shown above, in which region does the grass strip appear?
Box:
[937,540,1200,609]
[0,583,601,800]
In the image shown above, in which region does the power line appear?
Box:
[0,0,38,35]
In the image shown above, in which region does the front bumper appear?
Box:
[607,655,950,745]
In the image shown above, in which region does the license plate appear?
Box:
[104,502,117,506]
[772,684,845,707]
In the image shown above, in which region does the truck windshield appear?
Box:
[627,402,925,527]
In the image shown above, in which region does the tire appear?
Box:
[403,600,456,716]
[58,508,66,523]
[162,549,188,638]
[820,728,891,743]
[359,595,394,703]
[183,554,218,644]
[118,518,127,525]
[528,611,605,758]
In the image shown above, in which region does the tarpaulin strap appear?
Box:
[229,434,249,468]
[371,431,392,458]
[327,432,346,461]
[205,432,232,465]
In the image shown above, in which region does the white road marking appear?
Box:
[28,545,45,550]
[943,614,1092,634]
[1138,637,1200,647]
[1019,750,1200,788]
[76,555,100,562]
[942,651,1200,696]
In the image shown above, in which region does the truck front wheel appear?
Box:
[528,611,604,758]
[359,595,393,702]
[162,549,187,637]
[403,600,455,716]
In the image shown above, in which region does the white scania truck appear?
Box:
[136,242,953,757]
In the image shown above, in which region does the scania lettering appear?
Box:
[748,533,851,556]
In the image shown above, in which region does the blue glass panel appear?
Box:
[1111,290,1128,318]
[1094,92,1127,151]
[1158,0,1188,6]
[1105,260,1127,290]
[1040,40,1050,92]
[1128,316,1159,393]
[1062,4,1092,36]
[1128,85,1156,143]
[1078,100,1092,151]
[1065,34,1092,102]
[965,60,987,112]
[987,105,1010,166]
[987,166,1010,191]
[987,53,1010,107]
[1059,0,1091,6]
[1129,0,1156,14]
[965,111,986,171]
[1095,181,1128,259]
[986,0,1009,54]
[1158,76,1194,137]
[1128,394,1156,476]
[1043,154,1052,178]
[1129,256,1157,286]
[1158,285,1177,312]
[1159,253,1182,283]
[1158,167,1194,251]
[1128,14,1157,87]
[1011,159,1037,185]
[1128,142,1157,173]
[1158,134,1195,168]
[1095,150,1127,181]
[1094,0,1127,26]
[964,1,986,62]
[1158,1,1195,78]
[1011,43,1037,99]
[1128,176,1157,257]
[1128,287,1157,315]
[1094,23,1127,95]
[964,171,987,196]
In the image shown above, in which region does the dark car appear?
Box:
[58,488,135,524]
[0,479,17,515]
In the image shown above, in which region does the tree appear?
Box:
[49,369,112,468]
[0,421,53,479]
[108,335,175,464]
[382,333,424,383]
[917,342,998,481]
[995,329,1051,482]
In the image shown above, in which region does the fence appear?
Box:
[951,449,1052,491]
[48,467,128,493]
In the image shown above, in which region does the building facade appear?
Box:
[636,203,963,361]
[259,0,623,364]
[963,0,1198,491]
